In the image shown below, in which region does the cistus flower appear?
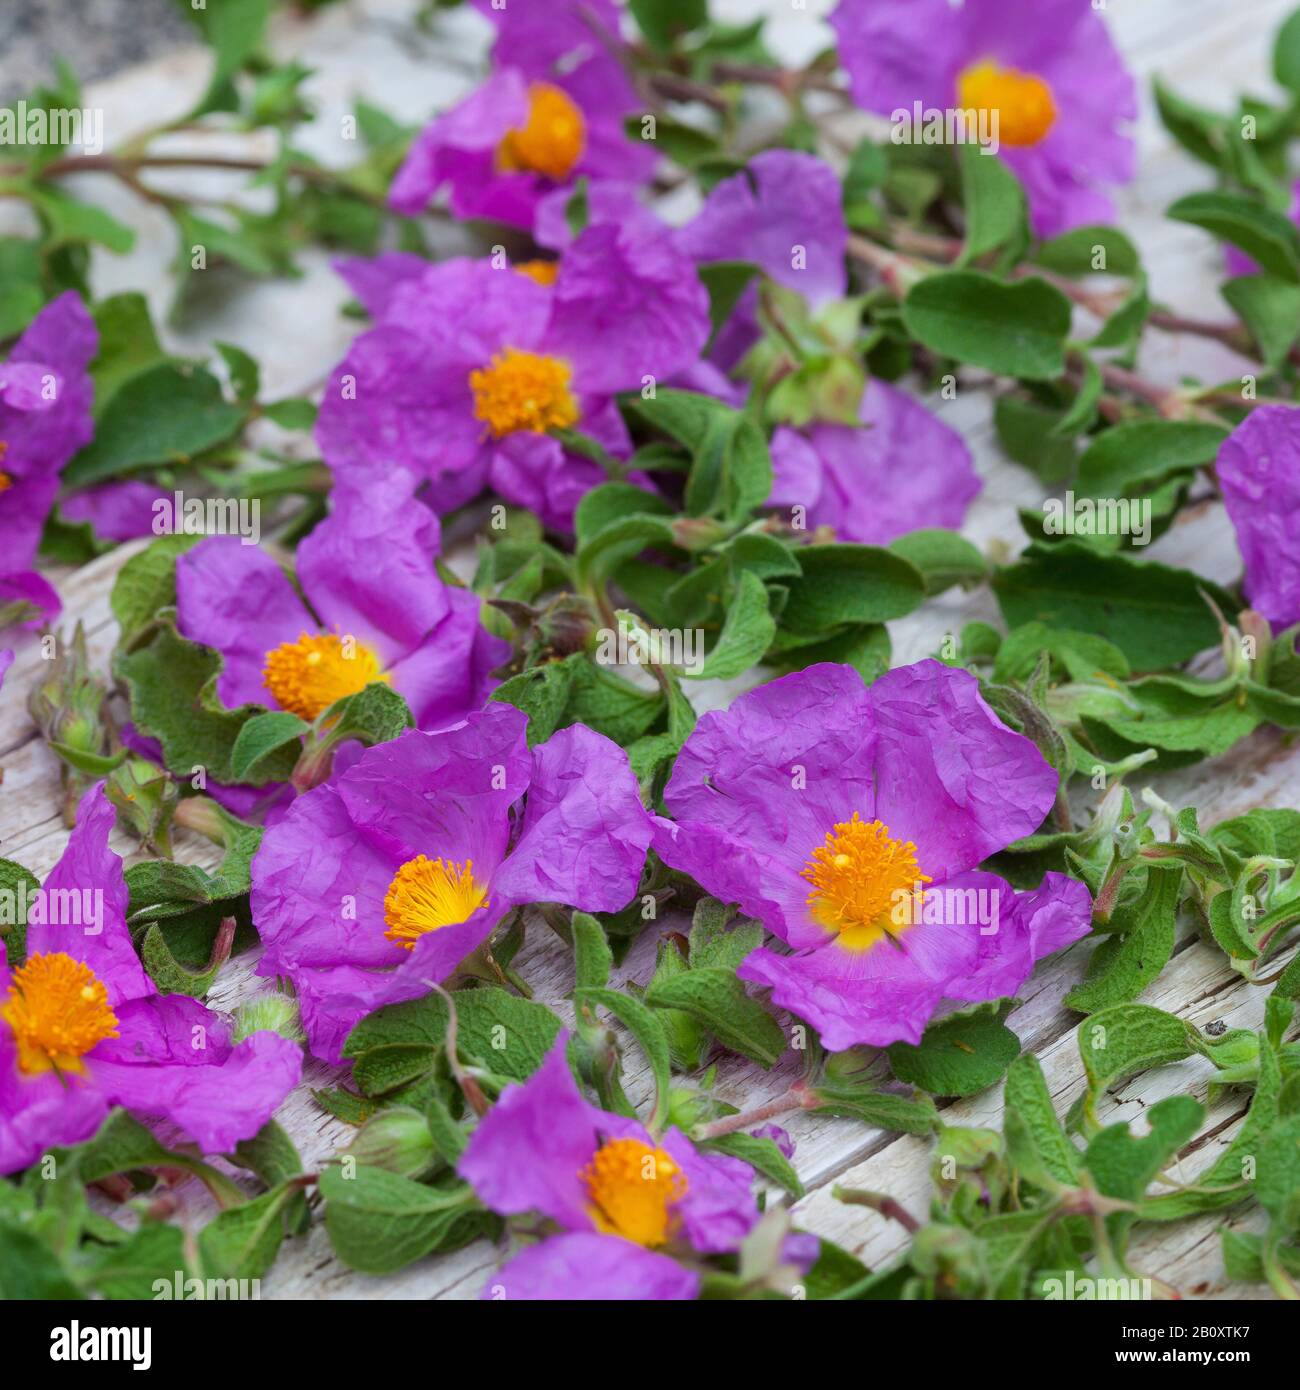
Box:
[316,230,709,530]
[768,377,981,543]
[653,661,1092,1052]
[460,1035,761,1300]
[830,0,1137,236]
[176,474,507,728]
[390,1,654,230]
[0,293,97,639]
[1217,405,1300,632]
[250,703,655,1062]
[0,784,302,1174]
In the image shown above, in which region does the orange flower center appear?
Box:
[801,814,931,951]
[956,59,1056,147]
[582,1138,687,1247]
[469,348,579,438]
[0,440,10,492]
[1,951,119,1075]
[262,631,386,721]
[515,259,559,287]
[497,82,586,180]
[382,854,489,950]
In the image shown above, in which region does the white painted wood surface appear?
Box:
[2,0,1298,1299]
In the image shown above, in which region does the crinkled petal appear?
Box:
[662,1128,759,1253]
[495,724,654,913]
[482,1231,698,1301]
[60,481,169,543]
[1218,405,1300,631]
[89,1031,302,1154]
[866,660,1058,880]
[32,783,150,1006]
[676,151,847,308]
[544,223,710,395]
[296,476,448,666]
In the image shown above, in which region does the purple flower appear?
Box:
[1217,405,1300,632]
[389,59,654,231]
[317,234,708,530]
[250,703,655,1062]
[0,784,301,1174]
[176,473,507,729]
[460,1035,760,1299]
[61,480,169,543]
[0,293,97,637]
[830,0,1136,236]
[653,660,1092,1052]
[768,377,981,543]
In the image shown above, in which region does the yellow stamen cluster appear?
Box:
[1,951,118,1074]
[469,348,579,438]
[497,82,585,180]
[382,855,489,949]
[802,814,931,951]
[514,259,559,287]
[956,59,1057,147]
[262,631,386,721]
[582,1138,687,1247]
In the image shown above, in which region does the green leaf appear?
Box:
[319,1166,490,1274]
[0,1221,83,1299]
[780,543,925,630]
[901,271,1072,380]
[887,528,986,595]
[109,533,203,645]
[811,1081,939,1135]
[886,1004,1021,1098]
[993,542,1236,670]
[1221,273,1300,366]
[957,143,1027,261]
[1077,1004,1196,1126]
[629,0,707,50]
[645,967,787,1068]
[571,911,613,991]
[0,237,45,339]
[198,1183,295,1280]
[65,362,246,486]
[1064,865,1180,1013]
[692,569,775,679]
[230,710,308,782]
[1168,190,1300,283]
[1276,8,1300,91]
[0,857,41,967]
[698,260,760,345]
[343,988,564,1085]
[116,617,300,785]
[577,986,673,1134]
[1002,1054,1081,1188]
[1033,226,1140,277]
[1153,77,1227,166]
[1075,420,1226,499]
[27,186,135,254]
[83,1223,186,1300]
[183,0,274,115]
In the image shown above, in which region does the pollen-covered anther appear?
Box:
[802,813,931,951]
[582,1138,687,1248]
[1,951,119,1074]
[956,59,1057,147]
[383,854,489,949]
[262,631,386,721]
[497,82,585,180]
[469,348,579,438]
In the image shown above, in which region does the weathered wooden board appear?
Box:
[2,0,1297,1300]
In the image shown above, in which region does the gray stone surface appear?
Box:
[0,0,190,103]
